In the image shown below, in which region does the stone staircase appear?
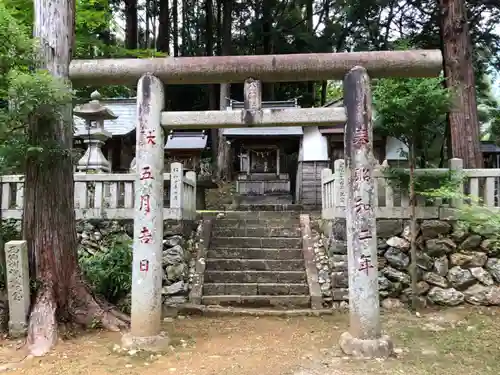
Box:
[202,211,311,308]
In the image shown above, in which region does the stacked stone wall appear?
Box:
[0,219,199,330]
[314,219,500,308]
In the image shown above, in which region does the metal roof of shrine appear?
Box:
[480,141,500,153]
[74,98,136,136]
[165,130,208,150]
[222,98,304,137]
[319,98,345,134]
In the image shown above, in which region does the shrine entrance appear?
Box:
[69,49,443,351]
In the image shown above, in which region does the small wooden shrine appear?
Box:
[164,130,208,172]
[224,97,302,205]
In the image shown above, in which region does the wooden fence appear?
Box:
[321,158,500,220]
[0,162,196,221]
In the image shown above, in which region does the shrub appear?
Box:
[79,235,132,304]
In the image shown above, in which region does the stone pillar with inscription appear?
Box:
[333,159,346,212]
[122,74,169,350]
[242,78,262,125]
[338,66,393,358]
[5,240,30,338]
[169,162,184,219]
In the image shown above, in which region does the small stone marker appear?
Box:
[333,159,346,207]
[122,74,169,351]
[5,240,30,337]
[338,66,393,358]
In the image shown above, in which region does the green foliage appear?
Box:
[0,2,74,173]
[424,187,500,253]
[373,75,451,164]
[382,167,464,195]
[0,1,34,98]
[79,236,132,304]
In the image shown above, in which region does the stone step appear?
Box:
[212,226,302,238]
[201,295,311,309]
[205,259,305,271]
[235,204,305,212]
[203,283,309,296]
[218,211,301,220]
[235,195,294,206]
[206,248,303,260]
[204,270,307,284]
[210,236,302,249]
[213,219,300,229]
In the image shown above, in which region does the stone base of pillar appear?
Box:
[339,331,393,359]
[8,321,28,338]
[121,332,170,352]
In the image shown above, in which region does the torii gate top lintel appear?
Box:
[69,50,443,87]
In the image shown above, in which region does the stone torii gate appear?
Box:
[69,50,442,356]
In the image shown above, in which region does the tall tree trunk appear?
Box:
[439,0,482,168]
[26,0,129,357]
[205,0,218,161]
[216,0,232,180]
[157,0,170,53]
[173,0,179,56]
[124,0,138,49]
[306,0,315,106]
[151,0,157,49]
[205,0,216,109]
[262,0,274,100]
[216,0,222,55]
[181,0,188,55]
[145,0,150,48]
[320,0,331,106]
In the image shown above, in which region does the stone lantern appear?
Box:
[73,91,117,172]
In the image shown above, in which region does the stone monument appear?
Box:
[5,240,30,338]
[121,74,169,350]
[338,66,393,358]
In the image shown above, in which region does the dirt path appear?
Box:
[1,307,499,375]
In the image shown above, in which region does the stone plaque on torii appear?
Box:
[69,50,442,356]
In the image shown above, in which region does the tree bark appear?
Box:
[145,0,150,48]
[124,0,138,49]
[157,0,170,53]
[205,0,218,162]
[262,0,274,100]
[172,0,179,56]
[216,0,232,181]
[26,0,129,357]
[306,0,315,106]
[439,0,482,168]
[181,0,188,55]
[320,0,331,106]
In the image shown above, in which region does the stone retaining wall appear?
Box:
[0,219,199,329]
[315,219,500,308]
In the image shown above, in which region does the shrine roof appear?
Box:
[223,126,304,137]
[165,131,208,150]
[320,97,345,134]
[74,98,136,136]
[480,141,500,153]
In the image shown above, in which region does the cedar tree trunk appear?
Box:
[124,0,138,49]
[439,0,482,168]
[216,0,232,180]
[25,0,129,357]
[157,0,170,53]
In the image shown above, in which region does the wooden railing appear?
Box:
[0,162,197,221]
[321,158,500,220]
